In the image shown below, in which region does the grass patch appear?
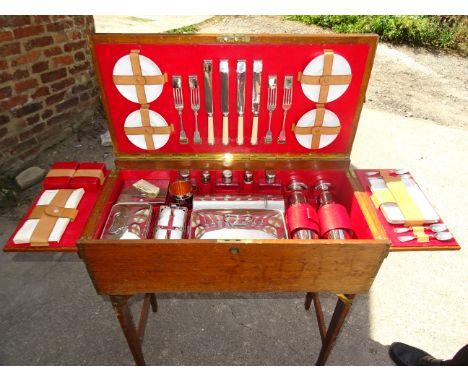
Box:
[286,16,467,55]
[165,24,199,34]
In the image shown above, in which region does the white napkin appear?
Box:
[200,228,277,240]
[13,188,85,244]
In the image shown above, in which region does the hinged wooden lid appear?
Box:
[89,33,378,163]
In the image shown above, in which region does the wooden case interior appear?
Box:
[84,168,381,242]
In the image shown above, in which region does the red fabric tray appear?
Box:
[3,188,101,251]
[354,169,460,250]
[92,169,375,240]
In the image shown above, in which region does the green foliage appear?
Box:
[166,25,199,34]
[286,16,467,54]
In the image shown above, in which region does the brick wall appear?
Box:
[0,16,99,175]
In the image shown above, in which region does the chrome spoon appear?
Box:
[394,223,447,234]
[393,169,409,175]
[398,231,453,242]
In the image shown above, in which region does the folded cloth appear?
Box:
[13,188,85,245]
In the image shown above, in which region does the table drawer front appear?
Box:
[79,240,388,295]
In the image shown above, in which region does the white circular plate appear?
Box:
[124,109,170,150]
[113,54,163,104]
[301,53,351,103]
[295,108,341,150]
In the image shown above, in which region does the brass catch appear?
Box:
[217,35,251,43]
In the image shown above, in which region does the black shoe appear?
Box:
[389,342,444,366]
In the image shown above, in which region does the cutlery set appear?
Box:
[395,223,454,243]
[365,170,453,244]
[172,60,294,146]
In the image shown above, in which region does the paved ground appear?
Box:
[0,16,467,366]
[94,15,212,34]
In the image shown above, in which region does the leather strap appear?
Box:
[124,105,173,150]
[112,49,168,105]
[286,203,320,236]
[46,168,105,184]
[317,203,353,237]
[46,168,76,178]
[29,205,78,220]
[73,169,105,185]
[297,49,351,103]
[298,73,352,86]
[29,189,76,246]
[113,74,167,85]
[292,105,341,149]
[380,170,424,226]
[412,226,430,243]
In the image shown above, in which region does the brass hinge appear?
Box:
[116,152,350,162]
[216,34,251,43]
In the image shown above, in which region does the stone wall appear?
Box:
[0,16,99,175]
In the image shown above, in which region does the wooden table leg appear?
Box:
[149,293,158,313]
[315,293,355,366]
[304,292,313,310]
[110,295,146,366]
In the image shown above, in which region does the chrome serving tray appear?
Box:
[189,209,288,240]
[101,203,152,240]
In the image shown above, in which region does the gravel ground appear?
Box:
[196,16,468,130]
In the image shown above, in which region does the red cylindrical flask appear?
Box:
[314,180,353,239]
[286,191,320,239]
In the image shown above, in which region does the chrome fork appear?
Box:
[172,75,188,144]
[264,75,277,144]
[277,75,293,144]
[189,75,202,144]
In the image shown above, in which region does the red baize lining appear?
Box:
[94,43,369,155]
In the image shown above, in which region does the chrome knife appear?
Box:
[236,60,246,145]
[250,60,262,145]
[203,60,214,145]
[220,59,229,146]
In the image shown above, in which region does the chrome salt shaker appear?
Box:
[201,171,211,184]
[179,169,190,181]
[265,170,276,184]
[243,170,254,193]
[222,170,233,184]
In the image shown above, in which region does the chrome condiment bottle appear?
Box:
[199,170,212,194]
[216,169,239,191]
[243,170,254,193]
